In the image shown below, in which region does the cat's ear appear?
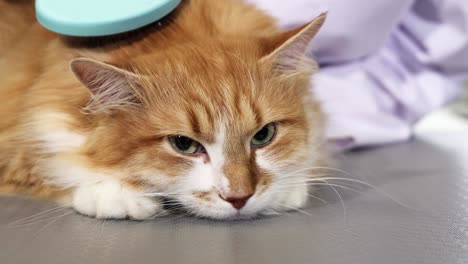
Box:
[70,58,144,113]
[261,13,326,72]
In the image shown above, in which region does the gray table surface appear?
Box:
[1,132,467,264]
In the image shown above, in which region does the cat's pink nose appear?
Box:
[220,194,253,210]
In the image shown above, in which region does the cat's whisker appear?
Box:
[276,203,312,216]
[282,172,329,177]
[268,187,329,205]
[161,211,191,222]
[262,208,281,216]
[282,167,317,177]
[308,193,328,204]
[136,193,171,197]
[277,175,375,189]
[96,219,106,234]
[307,177,372,184]
[319,178,347,222]
[280,165,355,179]
[306,177,412,209]
[308,166,355,177]
[6,208,74,231]
[4,211,74,229]
[273,182,361,193]
[272,175,337,186]
[148,209,174,220]
[276,177,349,221]
[4,204,70,227]
[33,209,75,236]
[135,192,192,197]
[274,179,359,188]
[281,166,335,176]
[161,201,184,205]
[275,174,329,182]
[282,171,412,215]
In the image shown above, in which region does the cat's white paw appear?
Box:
[72,181,164,220]
[280,185,309,210]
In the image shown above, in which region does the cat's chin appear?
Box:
[182,206,247,220]
[182,205,298,221]
[172,199,262,220]
[172,185,310,220]
[183,208,262,221]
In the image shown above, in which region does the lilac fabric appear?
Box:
[248,0,468,150]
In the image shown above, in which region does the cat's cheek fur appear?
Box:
[279,185,309,209]
[255,150,311,213]
[72,180,164,220]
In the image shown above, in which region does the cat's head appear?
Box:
[70,14,327,219]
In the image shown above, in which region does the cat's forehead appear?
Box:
[155,85,263,144]
[133,47,306,142]
[134,43,261,80]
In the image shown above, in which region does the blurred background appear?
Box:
[416,85,468,134]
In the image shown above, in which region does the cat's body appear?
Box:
[0,0,327,220]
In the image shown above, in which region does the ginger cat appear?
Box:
[0,0,327,220]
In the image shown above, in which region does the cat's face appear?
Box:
[71,14,326,219]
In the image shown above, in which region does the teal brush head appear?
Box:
[36,0,181,37]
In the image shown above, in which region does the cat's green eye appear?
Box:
[251,123,276,147]
[169,136,204,155]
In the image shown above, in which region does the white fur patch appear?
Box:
[185,160,215,191]
[184,122,228,194]
[73,180,164,220]
[41,156,109,188]
[29,111,102,188]
[206,124,230,193]
[31,111,86,153]
[255,150,271,170]
[278,185,309,209]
